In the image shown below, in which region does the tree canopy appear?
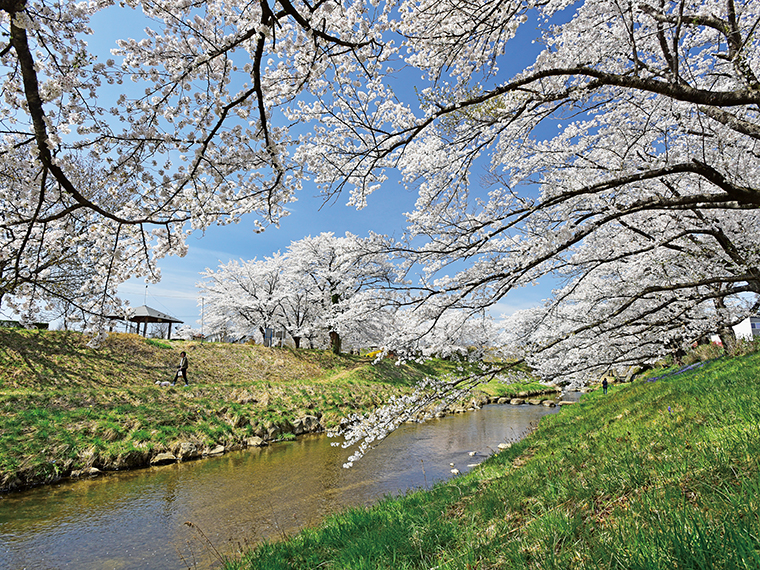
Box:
[199,232,399,351]
[0,0,758,375]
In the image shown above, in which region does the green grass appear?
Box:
[225,352,760,570]
[0,328,522,490]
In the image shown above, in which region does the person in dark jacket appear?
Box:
[602,378,608,395]
[176,351,189,386]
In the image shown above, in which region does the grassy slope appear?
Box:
[228,352,760,570]
[0,329,490,491]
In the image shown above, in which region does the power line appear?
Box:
[136,291,198,300]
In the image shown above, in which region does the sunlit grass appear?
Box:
[227,351,760,569]
[0,328,498,488]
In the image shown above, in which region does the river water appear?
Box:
[0,398,575,570]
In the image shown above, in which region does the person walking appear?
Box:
[176,351,189,386]
[602,378,608,395]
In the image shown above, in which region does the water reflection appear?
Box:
[0,401,569,570]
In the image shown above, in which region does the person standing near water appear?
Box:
[176,351,189,386]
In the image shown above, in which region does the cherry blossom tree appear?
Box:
[294,0,760,368]
[0,154,133,320]
[200,251,324,348]
[3,0,759,377]
[199,254,286,342]
[274,267,319,349]
[284,232,399,353]
[0,0,387,318]
[303,0,760,460]
[199,232,399,350]
[174,324,203,340]
[501,206,760,383]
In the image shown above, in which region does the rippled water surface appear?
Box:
[0,398,576,570]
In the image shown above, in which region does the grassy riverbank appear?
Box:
[0,329,545,492]
[227,351,760,569]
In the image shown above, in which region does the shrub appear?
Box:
[684,342,724,364]
[728,336,760,357]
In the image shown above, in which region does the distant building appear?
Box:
[0,320,49,330]
[734,315,760,340]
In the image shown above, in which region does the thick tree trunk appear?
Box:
[329,330,341,355]
[718,326,736,353]
[292,336,301,349]
[714,297,737,352]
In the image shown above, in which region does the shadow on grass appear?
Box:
[0,329,177,389]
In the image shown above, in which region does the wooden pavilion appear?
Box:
[108,305,183,339]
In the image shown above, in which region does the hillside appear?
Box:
[228,351,760,569]
[0,329,543,492]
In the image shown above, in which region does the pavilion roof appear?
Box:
[108,305,183,324]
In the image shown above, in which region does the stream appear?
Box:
[0,396,578,570]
